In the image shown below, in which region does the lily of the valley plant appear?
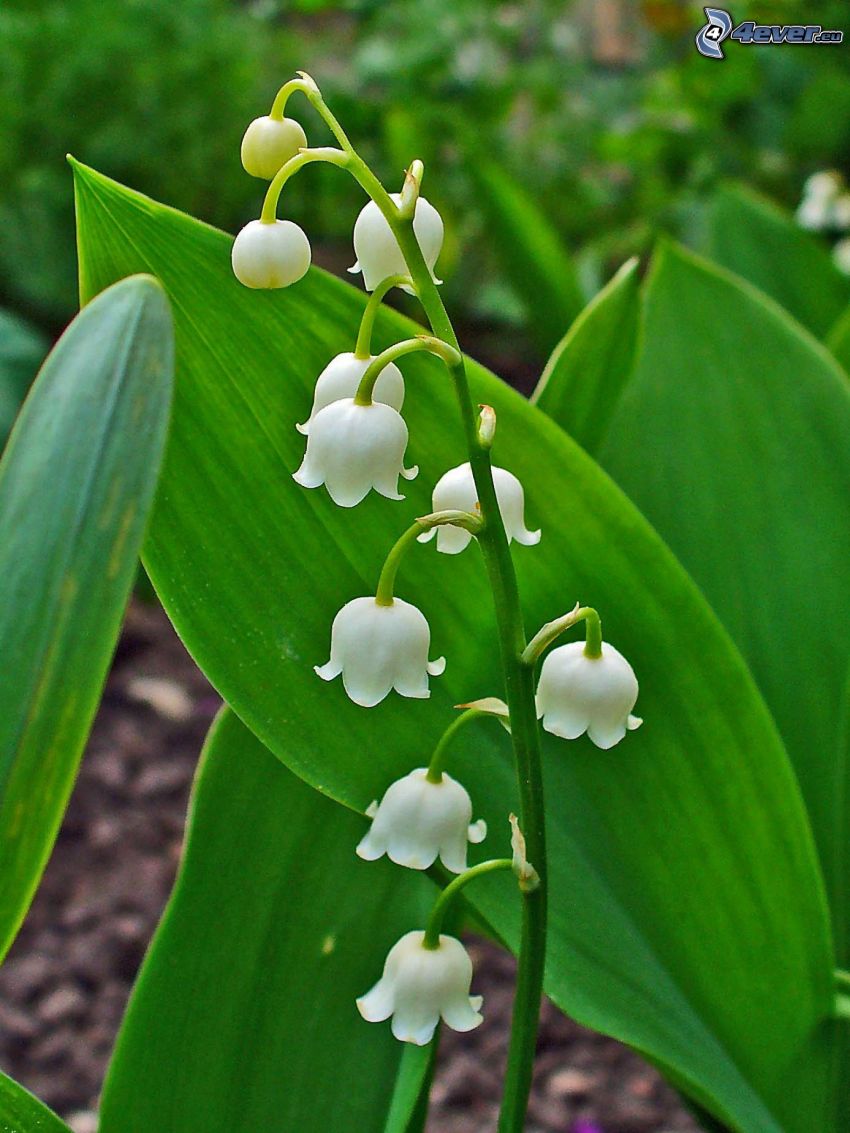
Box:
[232,73,641,1130]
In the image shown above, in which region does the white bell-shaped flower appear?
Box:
[357,930,483,1045]
[240,115,307,180]
[296,352,405,435]
[536,640,642,750]
[349,194,443,292]
[315,597,445,707]
[357,768,486,873]
[231,219,311,289]
[293,398,417,507]
[418,462,540,555]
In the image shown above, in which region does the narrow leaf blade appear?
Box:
[0,274,173,960]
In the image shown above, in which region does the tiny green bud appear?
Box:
[509,814,540,893]
[478,404,497,448]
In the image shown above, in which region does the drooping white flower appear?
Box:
[240,115,307,180]
[315,597,445,707]
[231,219,311,289]
[536,640,642,750]
[296,352,405,435]
[418,462,540,555]
[357,931,483,1045]
[357,768,486,873]
[349,194,443,292]
[293,398,417,507]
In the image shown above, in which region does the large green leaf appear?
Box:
[0,309,49,447]
[531,258,640,455]
[0,1071,72,1133]
[100,708,433,1133]
[74,162,833,1133]
[0,275,172,961]
[704,183,850,338]
[468,156,585,353]
[596,243,850,968]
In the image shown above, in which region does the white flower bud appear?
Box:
[293,398,417,507]
[536,640,642,750]
[349,194,443,292]
[240,115,307,180]
[418,462,540,555]
[357,768,486,873]
[315,597,445,707]
[357,930,483,1045]
[802,171,842,202]
[296,352,405,435]
[231,219,311,289]
[797,196,831,232]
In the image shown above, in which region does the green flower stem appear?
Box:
[354,275,414,360]
[375,511,482,607]
[346,163,547,1133]
[298,82,548,1133]
[354,337,461,406]
[426,708,485,783]
[260,147,349,224]
[269,77,310,119]
[522,605,603,666]
[423,859,514,950]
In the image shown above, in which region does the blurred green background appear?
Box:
[1,0,849,384]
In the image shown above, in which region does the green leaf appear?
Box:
[0,309,49,447]
[100,708,434,1133]
[74,163,834,1133]
[531,258,640,455]
[0,274,172,961]
[0,1071,72,1132]
[467,156,585,353]
[597,243,850,971]
[704,183,850,337]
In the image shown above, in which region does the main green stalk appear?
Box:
[344,157,547,1133]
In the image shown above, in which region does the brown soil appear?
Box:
[0,602,699,1133]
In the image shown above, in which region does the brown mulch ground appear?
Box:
[0,601,698,1133]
